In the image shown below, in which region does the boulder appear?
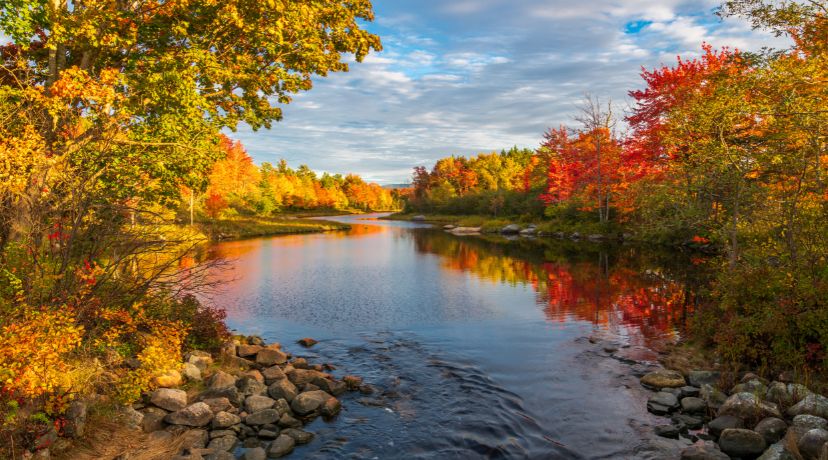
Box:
[120,406,144,429]
[732,380,769,396]
[255,348,287,366]
[682,397,707,414]
[754,417,788,445]
[187,352,213,371]
[443,224,456,230]
[680,441,730,460]
[321,396,341,417]
[237,344,263,358]
[64,400,88,438]
[450,226,481,234]
[291,390,335,416]
[719,392,781,422]
[297,338,318,348]
[154,369,183,388]
[680,386,701,398]
[140,407,168,433]
[281,428,314,444]
[708,415,745,439]
[244,409,280,426]
[262,366,286,383]
[647,391,680,415]
[701,384,728,411]
[211,411,241,429]
[180,429,209,449]
[197,386,241,407]
[278,413,302,429]
[182,363,202,382]
[689,371,721,388]
[673,414,705,430]
[268,379,298,402]
[641,369,686,389]
[244,395,276,413]
[718,428,767,458]
[164,402,213,427]
[207,371,237,390]
[788,394,828,419]
[207,435,238,452]
[236,376,267,397]
[655,424,682,439]
[757,441,797,460]
[244,447,266,460]
[151,388,188,412]
[201,397,233,414]
[501,224,521,234]
[343,375,363,391]
[266,434,296,458]
[797,428,828,460]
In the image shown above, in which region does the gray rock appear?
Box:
[278,413,302,429]
[655,424,681,439]
[647,391,680,415]
[291,390,334,416]
[182,363,202,382]
[237,344,263,358]
[211,411,241,429]
[262,366,286,383]
[210,429,236,439]
[236,376,267,397]
[719,428,767,458]
[147,430,173,443]
[641,369,686,389]
[207,435,238,452]
[754,417,788,444]
[197,387,241,407]
[207,371,237,390]
[719,392,781,422]
[411,215,426,221]
[681,386,701,398]
[689,371,721,388]
[267,379,298,402]
[673,414,705,430]
[797,428,828,460]
[244,408,280,425]
[245,395,276,413]
[766,382,812,406]
[187,352,213,371]
[281,428,314,444]
[151,388,188,412]
[258,429,279,439]
[681,441,730,460]
[120,406,144,429]
[700,384,728,411]
[140,407,168,433]
[180,429,209,449]
[501,224,522,234]
[243,447,266,460]
[757,441,797,460]
[201,397,233,413]
[64,400,88,438]
[256,348,287,366]
[708,415,745,438]
[266,434,296,458]
[788,394,828,419]
[732,380,769,396]
[682,397,707,414]
[164,402,214,427]
[793,415,828,431]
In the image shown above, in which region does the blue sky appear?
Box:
[3,2,787,185]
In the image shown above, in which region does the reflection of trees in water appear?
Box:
[410,230,713,345]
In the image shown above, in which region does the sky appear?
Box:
[3,1,789,185]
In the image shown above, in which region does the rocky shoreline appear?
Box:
[638,366,828,459]
[49,335,368,460]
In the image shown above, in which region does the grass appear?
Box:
[195,216,350,241]
[383,212,623,236]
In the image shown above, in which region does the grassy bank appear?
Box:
[383,212,624,237]
[195,216,351,241]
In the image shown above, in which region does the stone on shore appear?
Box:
[243,447,266,460]
[641,369,686,389]
[140,407,168,433]
[244,409,280,426]
[647,391,679,415]
[244,395,276,413]
[718,392,781,422]
[754,417,788,444]
[211,411,241,429]
[281,428,314,444]
[787,394,828,419]
[680,441,730,460]
[797,428,828,460]
[182,363,202,382]
[154,369,183,388]
[681,397,706,414]
[151,388,188,412]
[237,344,263,358]
[688,371,721,388]
[291,390,335,416]
[718,428,767,458]
[297,338,318,348]
[266,434,296,458]
[255,348,287,366]
[207,371,237,390]
[207,435,238,452]
[268,379,298,402]
[164,402,213,427]
[262,366,287,383]
[708,415,745,438]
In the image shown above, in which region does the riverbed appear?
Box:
[199,213,709,459]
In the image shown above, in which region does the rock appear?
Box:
[207,435,238,452]
[201,397,233,414]
[681,386,701,398]
[689,371,721,388]
[647,391,680,415]
[182,363,202,382]
[151,388,188,412]
[291,390,335,416]
[793,415,828,432]
[719,392,781,422]
[701,384,728,411]
[262,366,286,383]
[273,397,291,415]
[236,376,267,397]
[258,429,279,439]
[788,394,828,419]
[164,402,214,427]
[673,414,705,430]
[140,407,168,433]
[798,428,828,460]
[166,424,189,436]
[155,369,183,388]
[278,413,302,429]
[570,232,581,239]
[313,377,347,396]
[255,348,287,366]
[243,447,266,460]
[291,358,309,370]
[321,396,341,417]
[266,434,296,458]
[655,424,682,439]
[34,426,58,451]
[186,351,214,371]
[682,397,707,414]
[757,441,797,460]
[180,429,209,449]
[281,428,314,444]
[297,338,318,347]
[210,429,236,439]
[519,228,537,236]
[708,415,745,438]
[237,344,263,358]
[148,430,173,443]
[601,342,619,353]
[64,400,88,438]
[411,215,426,222]
[719,428,767,458]
[244,369,265,383]
[343,375,363,391]
[450,226,481,234]
[268,379,298,402]
[287,369,329,386]
[754,418,788,444]
[211,411,241,429]
[197,386,241,407]
[681,441,730,460]
[208,371,237,390]
[120,406,144,429]
[733,380,769,396]
[244,395,275,413]
[204,451,235,460]
[244,409,280,425]
[641,369,686,389]
[443,224,456,230]
[501,224,522,234]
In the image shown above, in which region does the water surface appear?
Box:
[200,213,709,459]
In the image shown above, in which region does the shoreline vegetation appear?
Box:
[193,216,352,242]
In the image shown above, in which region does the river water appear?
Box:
[200,213,711,459]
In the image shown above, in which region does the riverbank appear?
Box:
[43,335,364,460]
[195,217,351,241]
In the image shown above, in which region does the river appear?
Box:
[199,213,711,459]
